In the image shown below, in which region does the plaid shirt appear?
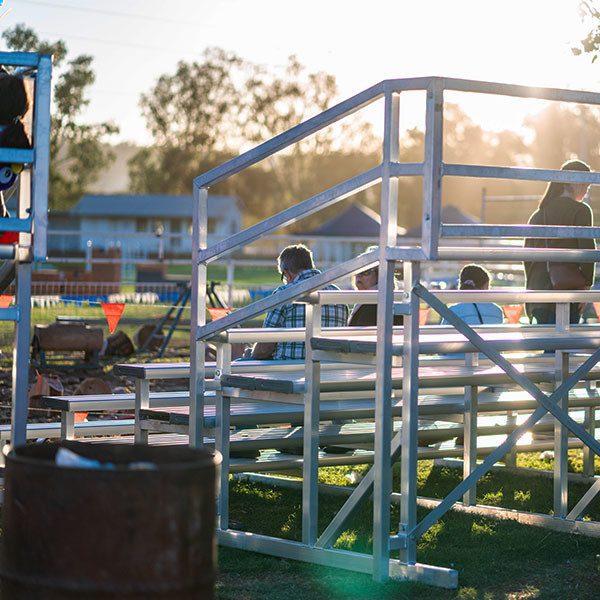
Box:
[263,269,349,360]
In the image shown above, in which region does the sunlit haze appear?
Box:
[0,0,596,144]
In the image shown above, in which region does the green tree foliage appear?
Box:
[136,50,572,231]
[129,48,245,196]
[130,51,381,224]
[573,1,600,61]
[2,24,118,209]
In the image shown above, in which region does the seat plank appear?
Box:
[220,362,599,395]
[311,330,600,356]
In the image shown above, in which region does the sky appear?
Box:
[0,0,597,146]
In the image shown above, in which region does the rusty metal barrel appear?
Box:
[0,441,221,599]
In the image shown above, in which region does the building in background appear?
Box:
[48,194,241,258]
[307,203,407,263]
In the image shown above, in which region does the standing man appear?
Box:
[251,244,348,359]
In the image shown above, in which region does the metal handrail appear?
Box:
[0,149,34,164]
[439,76,600,104]
[0,51,41,67]
[315,289,600,304]
[196,249,378,340]
[197,165,383,264]
[443,163,600,185]
[193,76,600,273]
[441,224,600,239]
[195,81,386,188]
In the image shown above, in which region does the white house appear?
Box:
[68,194,241,257]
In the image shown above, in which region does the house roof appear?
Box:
[308,203,406,237]
[404,204,480,238]
[71,194,239,218]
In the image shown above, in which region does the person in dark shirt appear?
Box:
[348,246,403,327]
[524,159,593,324]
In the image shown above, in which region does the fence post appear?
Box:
[85,240,92,273]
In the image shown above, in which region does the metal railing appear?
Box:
[189,76,600,587]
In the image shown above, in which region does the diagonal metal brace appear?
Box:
[566,477,600,520]
[415,284,600,456]
[409,284,600,539]
[316,286,600,549]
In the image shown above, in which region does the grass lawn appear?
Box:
[2,280,598,596]
[217,456,600,599]
[169,263,280,287]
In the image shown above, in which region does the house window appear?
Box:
[136,218,148,232]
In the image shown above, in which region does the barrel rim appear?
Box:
[7,442,222,472]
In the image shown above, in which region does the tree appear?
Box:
[129,47,245,195]
[2,24,118,209]
[573,1,600,61]
[132,51,381,224]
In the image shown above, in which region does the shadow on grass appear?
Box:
[221,471,600,599]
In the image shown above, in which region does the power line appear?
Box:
[38,30,200,57]
[15,0,208,29]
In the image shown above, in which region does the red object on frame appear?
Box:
[207,307,233,321]
[0,295,13,308]
[0,232,18,244]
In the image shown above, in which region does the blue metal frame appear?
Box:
[0,53,52,446]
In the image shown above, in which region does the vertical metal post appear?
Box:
[582,405,596,478]
[189,184,208,448]
[302,300,321,545]
[61,411,75,441]
[11,168,32,447]
[372,91,400,582]
[215,343,232,530]
[462,351,479,506]
[554,302,569,517]
[227,259,234,307]
[399,261,421,564]
[134,379,150,444]
[85,240,92,272]
[32,54,52,262]
[504,411,518,468]
[421,79,443,260]
[480,187,487,223]
[583,381,597,478]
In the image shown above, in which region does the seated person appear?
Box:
[441,264,503,325]
[348,246,403,327]
[250,244,348,359]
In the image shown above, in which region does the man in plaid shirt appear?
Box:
[251,244,348,360]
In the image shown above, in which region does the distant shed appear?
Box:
[306,203,406,263]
